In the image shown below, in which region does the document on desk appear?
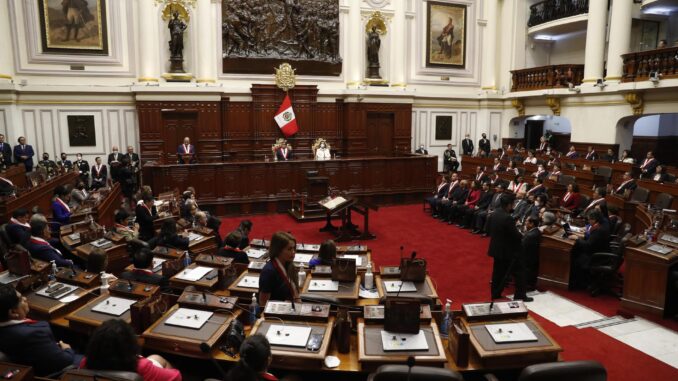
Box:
[246,248,267,259]
[308,279,339,291]
[37,283,77,300]
[175,266,213,282]
[486,323,538,343]
[294,254,313,264]
[266,325,312,347]
[384,280,417,293]
[152,258,167,272]
[647,244,673,255]
[91,296,136,316]
[237,276,260,289]
[188,233,204,241]
[322,196,347,210]
[90,239,112,248]
[165,308,214,329]
[68,232,81,241]
[340,255,363,266]
[380,330,429,351]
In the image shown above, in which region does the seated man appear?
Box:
[112,209,138,241]
[473,184,506,235]
[177,136,196,164]
[120,248,168,288]
[69,181,89,209]
[426,174,450,213]
[522,216,542,291]
[194,211,222,247]
[568,210,610,289]
[0,284,83,376]
[150,219,189,250]
[0,175,16,196]
[614,171,637,196]
[526,178,547,197]
[135,194,158,241]
[217,231,249,264]
[6,208,31,245]
[236,220,253,250]
[275,141,293,161]
[25,220,74,268]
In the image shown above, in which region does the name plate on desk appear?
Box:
[462,301,528,321]
[308,279,339,291]
[364,305,432,322]
[384,280,416,293]
[91,296,136,317]
[237,276,260,289]
[165,308,213,330]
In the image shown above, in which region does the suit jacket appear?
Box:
[150,234,189,251]
[585,151,598,161]
[177,144,196,164]
[107,152,123,166]
[91,164,108,185]
[640,158,658,175]
[275,148,293,161]
[526,184,547,197]
[487,208,522,260]
[561,192,582,210]
[462,139,474,155]
[217,246,249,264]
[479,138,491,154]
[476,191,494,210]
[443,149,457,164]
[521,228,541,263]
[259,261,294,302]
[6,221,30,245]
[474,172,489,184]
[25,238,73,267]
[574,223,610,256]
[492,164,505,172]
[0,142,12,165]
[135,203,157,241]
[511,199,531,220]
[603,154,616,163]
[52,199,71,225]
[415,148,428,155]
[615,180,637,194]
[0,320,82,376]
[565,151,579,159]
[57,160,73,170]
[120,269,168,288]
[451,187,468,204]
[127,152,140,171]
[13,144,34,171]
[74,160,90,178]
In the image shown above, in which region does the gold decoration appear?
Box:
[546,97,561,116]
[161,2,190,22]
[511,99,525,116]
[624,92,644,115]
[275,63,296,92]
[156,0,196,8]
[366,11,387,35]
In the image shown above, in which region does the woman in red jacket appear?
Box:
[452,180,482,226]
[561,183,582,212]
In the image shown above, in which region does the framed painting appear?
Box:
[426,1,466,68]
[435,116,453,140]
[67,115,97,146]
[37,0,109,55]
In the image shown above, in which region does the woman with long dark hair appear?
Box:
[258,231,299,307]
[226,334,278,381]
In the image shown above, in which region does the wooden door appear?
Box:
[366,112,395,156]
[163,112,198,161]
[525,120,544,150]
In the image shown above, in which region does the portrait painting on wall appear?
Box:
[426,1,466,68]
[67,115,96,146]
[38,0,109,55]
[435,116,453,140]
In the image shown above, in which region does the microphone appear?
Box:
[202,291,207,303]
[406,356,416,381]
[200,342,228,381]
[127,279,134,291]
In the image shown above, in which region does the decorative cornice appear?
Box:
[624,92,644,115]
[546,96,561,116]
[511,99,525,116]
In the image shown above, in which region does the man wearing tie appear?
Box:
[462,134,474,156]
[107,145,122,182]
[177,137,196,164]
[0,134,12,167]
[13,136,35,172]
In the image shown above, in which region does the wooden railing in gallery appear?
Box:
[528,0,589,27]
[510,64,584,92]
[621,47,678,82]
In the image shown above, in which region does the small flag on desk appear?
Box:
[274,94,299,137]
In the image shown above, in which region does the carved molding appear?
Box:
[364,0,391,9]
[511,99,525,116]
[624,92,644,116]
[546,97,560,116]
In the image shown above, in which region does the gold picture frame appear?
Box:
[426,1,467,68]
[38,0,109,55]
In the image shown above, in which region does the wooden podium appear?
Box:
[289,172,330,222]
[318,196,376,242]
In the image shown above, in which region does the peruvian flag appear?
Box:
[274,94,299,137]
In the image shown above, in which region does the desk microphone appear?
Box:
[127,279,134,291]
[396,251,416,298]
[200,342,228,381]
[406,355,416,381]
[202,291,207,303]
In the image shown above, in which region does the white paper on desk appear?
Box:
[0,272,28,285]
[36,283,76,299]
[294,254,313,264]
[380,330,429,351]
[237,276,260,289]
[152,258,167,271]
[165,308,213,329]
[188,233,204,241]
[266,324,312,347]
[90,239,112,248]
[68,233,81,241]
[175,266,213,282]
[59,293,81,303]
[359,286,380,299]
[322,196,347,210]
[569,226,584,233]
[647,244,672,255]
[384,280,417,293]
[246,248,267,259]
[91,297,136,316]
[308,279,339,291]
[340,255,362,266]
[486,323,538,343]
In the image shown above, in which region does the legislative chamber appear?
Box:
[1,1,678,381]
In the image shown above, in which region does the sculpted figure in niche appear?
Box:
[367,26,381,78]
[169,11,187,58]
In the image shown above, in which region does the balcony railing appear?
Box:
[621,47,678,82]
[528,0,589,28]
[510,65,584,92]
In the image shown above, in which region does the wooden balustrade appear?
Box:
[621,47,678,82]
[510,64,584,92]
[528,0,589,27]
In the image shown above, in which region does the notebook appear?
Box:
[165,308,213,329]
[91,297,136,316]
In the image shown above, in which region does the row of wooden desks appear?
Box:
[0,171,79,224]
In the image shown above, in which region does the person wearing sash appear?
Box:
[52,185,72,225]
[177,137,196,164]
[561,183,582,212]
[217,230,249,264]
[90,157,108,190]
[6,208,31,245]
[639,151,658,178]
[259,231,299,307]
[136,194,158,241]
[25,219,74,267]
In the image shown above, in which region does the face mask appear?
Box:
[535,202,541,207]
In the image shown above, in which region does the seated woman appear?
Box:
[523,150,537,164]
[259,232,299,306]
[309,240,336,268]
[217,231,249,264]
[314,139,331,160]
[52,185,72,225]
[505,160,519,175]
[150,219,189,250]
[561,183,582,212]
[508,175,528,194]
[81,319,181,381]
[0,284,83,376]
[620,149,635,164]
[226,334,278,381]
[111,209,138,241]
[69,181,89,209]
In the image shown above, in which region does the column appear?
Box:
[0,1,14,81]
[196,0,215,83]
[481,0,499,90]
[390,2,406,87]
[605,0,633,82]
[347,1,363,87]
[137,0,160,82]
[582,0,608,84]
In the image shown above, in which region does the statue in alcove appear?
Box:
[367,26,381,79]
[168,11,187,73]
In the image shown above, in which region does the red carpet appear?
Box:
[220,204,678,380]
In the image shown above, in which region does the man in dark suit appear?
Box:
[107,145,122,183]
[37,153,58,178]
[0,175,16,196]
[441,180,469,223]
[522,216,542,291]
[639,151,658,178]
[473,184,505,235]
[478,133,491,157]
[0,133,12,167]
[136,194,158,241]
[56,153,73,172]
[0,284,83,376]
[414,145,428,155]
[652,165,669,183]
[585,146,598,161]
[13,136,35,172]
[25,220,74,268]
[487,195,532,301]
[491,158,504,172]
[569,210,610,289]
[426,174,451,212]
[603,149,616,163]
[177,137,196,164]
[511,191,531,221]
[275,141,293,161]
[463,182,493,229]
[6,208,31,245]
[526,178,547,197]
[461,134,474,156]
[614,171,637,196]
[580,187,608,220]
[120,248,169,288]
[443,144,458,172]
[474,166,489,183]
[74,153,90,186]
[433,173,459,218]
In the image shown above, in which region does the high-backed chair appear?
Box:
[629,187,649,203]
[654,192,674,210]
[367,365,464,381]
[595,166,612,183]
[516,360,607,381]
[0,351,9,362]
[590,242,625,297]
[60,369,143,381]
[558,174,575,186]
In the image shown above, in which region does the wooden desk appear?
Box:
[75,241,128,274]
[65,294,136,334]
[621,243,678,316]
[537,231,574,290]
[0,172,79,224]
[337,252,372,273]
[55,268,101,289]
[0,362,33,381]
[227,271,260,301]
[169,263,220,291]
[25,283,92,320]
[0,165,27,189]
[636,180,678,209]
[301,274,360,302]
[561,168,605,189]
[183,232,218,256]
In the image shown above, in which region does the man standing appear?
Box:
[127,145,141,193]
[177,137,196,164]
[478,133,491,157]
[107,145,122,182]
[90,157,108,190]
[443,144,458,172]
[13,136,35,172]
[0,134,12,167]
[74,153,90,186]
[415,145,428,155]
[56,153,73,172]
[640,151,658,178]
[522,216,542,291]
[462,134,474,156]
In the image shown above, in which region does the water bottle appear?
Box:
[364,262,374,289]
[298,265,307,288]
[440,299,452,338]
[249,293,259,325]
[100,271,110,295]
[49,261,57,281]
[183,251,191,268]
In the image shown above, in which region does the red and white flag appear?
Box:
[274,94,299,137]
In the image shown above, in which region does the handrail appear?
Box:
[621,46,678,82]
[510,64,584,92]
[528,0,589,27]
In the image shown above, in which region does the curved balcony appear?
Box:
[528,0,589,28]
[510,64,585,92]
[622,47,678,82]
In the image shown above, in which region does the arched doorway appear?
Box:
[616,113,678,166]
[506,115,572,152]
